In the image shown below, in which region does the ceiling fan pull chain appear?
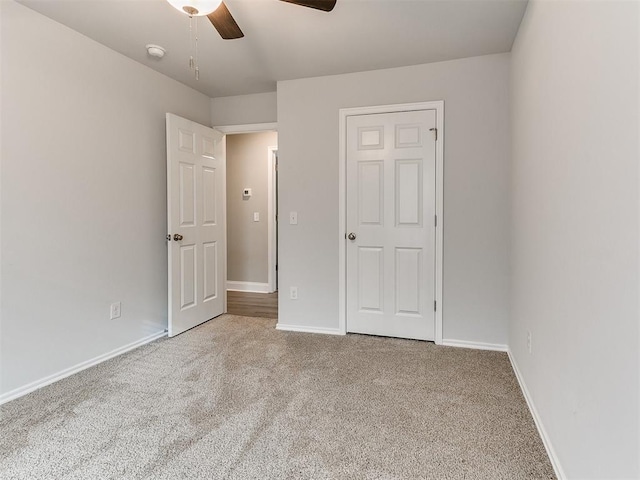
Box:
[189,15,195,70]
[194,16,200,80]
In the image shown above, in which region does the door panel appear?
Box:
[358,126,384,150]
[395,124,422,148]
[203,241,218,301]
[180,244,197,310]
[359,161,384,225]
[346,110,436,341]
[358,246,384,312]
[167,113,225,337]
[202,167,218,225]
[179,163,196,226]
[395,159,422,226]
[178,129,195,152]
[395,247,421,315]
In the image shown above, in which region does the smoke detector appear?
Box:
[146,44,166,59]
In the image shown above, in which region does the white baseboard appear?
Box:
[226,281,271,293]
[507,350,565,480]
[441,339,508,352]
[0,330,167,406]
[276,323,344,336]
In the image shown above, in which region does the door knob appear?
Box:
[348,232,356,241]
[173,234,183,241]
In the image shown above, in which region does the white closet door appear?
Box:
[346,109,436,340]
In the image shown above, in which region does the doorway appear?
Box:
[222,127,278,318]
[338,102,444,343]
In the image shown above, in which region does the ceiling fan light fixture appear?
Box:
[166,0,222,16]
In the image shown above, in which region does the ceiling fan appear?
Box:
[166,0,337,40]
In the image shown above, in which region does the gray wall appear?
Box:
[0,0,211,396]
[211,92,277,126]
[510,0,639,477]
[277,54,511,344]
[226,132,278,285]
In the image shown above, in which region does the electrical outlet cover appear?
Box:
[110,302,121,320]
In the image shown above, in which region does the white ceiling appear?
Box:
[16,0,528,98]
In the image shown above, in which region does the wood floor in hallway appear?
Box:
[226,290,278,319]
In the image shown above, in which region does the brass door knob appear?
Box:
[173,234,184,241]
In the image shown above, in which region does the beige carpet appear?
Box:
[0,315,555,479]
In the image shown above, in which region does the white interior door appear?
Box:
[346,110,437,340]
[166,113,226,337]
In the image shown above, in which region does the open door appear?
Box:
[166,113,226,337]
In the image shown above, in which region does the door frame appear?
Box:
[267,145,278,292]
[338,102,444,344]
[214,122,278,294]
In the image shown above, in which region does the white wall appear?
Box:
[510,0,640,478]
[211,92,277,126]
[277,54,511,344]
[0,0,211,397]
[226,132,278,285]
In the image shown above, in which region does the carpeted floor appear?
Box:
[0,315,555,479]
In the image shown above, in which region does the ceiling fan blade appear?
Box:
[279,0,337,12]
[207,1,244,40]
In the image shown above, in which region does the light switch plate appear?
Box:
[254,212,260,222]
[289,211,298,225]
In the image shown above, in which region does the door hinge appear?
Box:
[430,127,438,141]
[434,300,437,311]
[434,215,437,227]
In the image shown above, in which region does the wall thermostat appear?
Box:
[243,188,252,197]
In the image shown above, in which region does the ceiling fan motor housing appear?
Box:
[167,0,222,17]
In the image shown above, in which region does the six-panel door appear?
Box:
[167,113,225,337]
[346,110,437,340]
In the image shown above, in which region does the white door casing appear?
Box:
[342,105,443,341]
[166,113,226,337]
[215,123,277,295]
[267,146,278,293]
